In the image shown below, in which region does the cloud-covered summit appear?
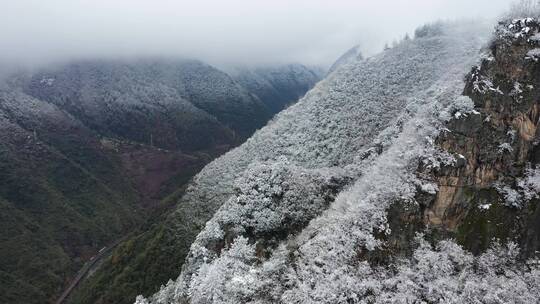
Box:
[1,1,510,69]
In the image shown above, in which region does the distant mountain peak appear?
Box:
[327,44,363,74]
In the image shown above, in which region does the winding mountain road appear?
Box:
[55,237,127,304]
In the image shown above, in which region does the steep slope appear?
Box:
[417,17,540,257]
[133,20,539,304]
[0,89,142,304]
[230,64,322,114]
[327,44,363,75]
[160,61,271,137]
[1,59,313,304]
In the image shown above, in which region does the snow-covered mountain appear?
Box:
[22,59,272,149]
[136,19,540,304]
[230,64,322,114]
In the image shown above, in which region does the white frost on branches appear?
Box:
[518,167,540,200]
[494,166,540,208]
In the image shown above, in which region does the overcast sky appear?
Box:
[0,0,514,69]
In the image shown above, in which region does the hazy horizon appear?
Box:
[1,0,513,69]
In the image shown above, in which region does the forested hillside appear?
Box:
[230,64,322,113]
[0,59,320,304]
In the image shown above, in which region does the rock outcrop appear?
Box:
[417,18,540,256]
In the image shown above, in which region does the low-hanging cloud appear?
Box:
[0,0,513,69]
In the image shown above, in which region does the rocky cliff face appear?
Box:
[416,17,540,256]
